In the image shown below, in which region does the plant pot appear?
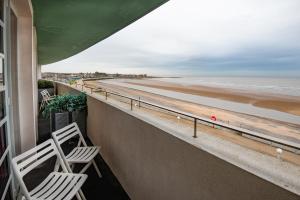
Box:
[50,111,71,132]
[71,109,87,137]
[38,88,54,103]
[50,109,87,136]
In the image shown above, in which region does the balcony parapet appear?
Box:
[53,80,300,199]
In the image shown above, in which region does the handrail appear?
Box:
[65,81,300,153]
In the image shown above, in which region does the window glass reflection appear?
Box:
[0,123,6,157]
[0,0,3,22]
[0,58,3,88]
[0,157,9,199]
[0,27,3,54]
[0,91,4,120]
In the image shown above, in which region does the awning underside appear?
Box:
[32,0,168,65]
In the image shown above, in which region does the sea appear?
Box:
[154,76,300,97]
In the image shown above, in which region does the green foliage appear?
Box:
[42,93,87,118]
[68,79,77,85]
[38,80,54,89]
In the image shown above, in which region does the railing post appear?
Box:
[138,97,141,108]
[193,118,197,138]
[131,99,133,110]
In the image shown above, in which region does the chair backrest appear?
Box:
[11,139,68,199]
[52,123,87,173]
[52,122,87,147]
[40,89,51,100]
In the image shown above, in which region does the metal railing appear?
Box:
[73,82,300,153]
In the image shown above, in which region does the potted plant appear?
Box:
[68,79,77,85]
[42,93,87,136]
[38,80,54,103]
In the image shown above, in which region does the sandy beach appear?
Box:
[84,79,300,139]
[123,79,300,116]
[79,79,300,165]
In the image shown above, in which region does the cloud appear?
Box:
[43,0,300,76]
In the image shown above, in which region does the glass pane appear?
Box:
[0,91,4,120]
[0,27,3,54]
[0,157,9,199]
[0,0,3,21]
[0,58,3,88]
[0,122,6,157]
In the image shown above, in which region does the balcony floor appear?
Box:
[37,114,129,200]
[24,155,129,200]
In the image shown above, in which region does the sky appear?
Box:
[43,0,300,77]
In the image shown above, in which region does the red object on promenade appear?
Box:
[211,115,217,121]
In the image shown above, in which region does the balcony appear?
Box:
[35,80,300,200]
[3,0,300,199]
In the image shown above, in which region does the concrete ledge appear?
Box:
[56,82,300,200]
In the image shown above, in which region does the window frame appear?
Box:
[0,0,14,199]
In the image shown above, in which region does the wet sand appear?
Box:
[123,79,300,116]
[79,80,300,165]
[84,80,300,143]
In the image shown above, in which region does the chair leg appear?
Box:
[79,189,87,200]
[92,160,102,178]
[76,192,83,200]
[54,158,60,172]
[79,161,92,174]
[39,101,44,111]
[70,163,75,171]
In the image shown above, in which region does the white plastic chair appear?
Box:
[52,122,102,178]
[12,139,87,200]
[40,89,55,111]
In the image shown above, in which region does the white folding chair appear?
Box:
[52,122,102,178]
[40,89,56,111]
[11,139,87,200]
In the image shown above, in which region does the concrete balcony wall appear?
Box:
[56,82,299,200]
[10,0,38,154]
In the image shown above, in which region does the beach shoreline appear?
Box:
[81,79,300,165]
[84,79,300,140]
[122,79,300,116]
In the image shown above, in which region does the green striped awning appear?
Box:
[31,0,168,65]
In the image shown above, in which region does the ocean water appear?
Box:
[155,77,300,97]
